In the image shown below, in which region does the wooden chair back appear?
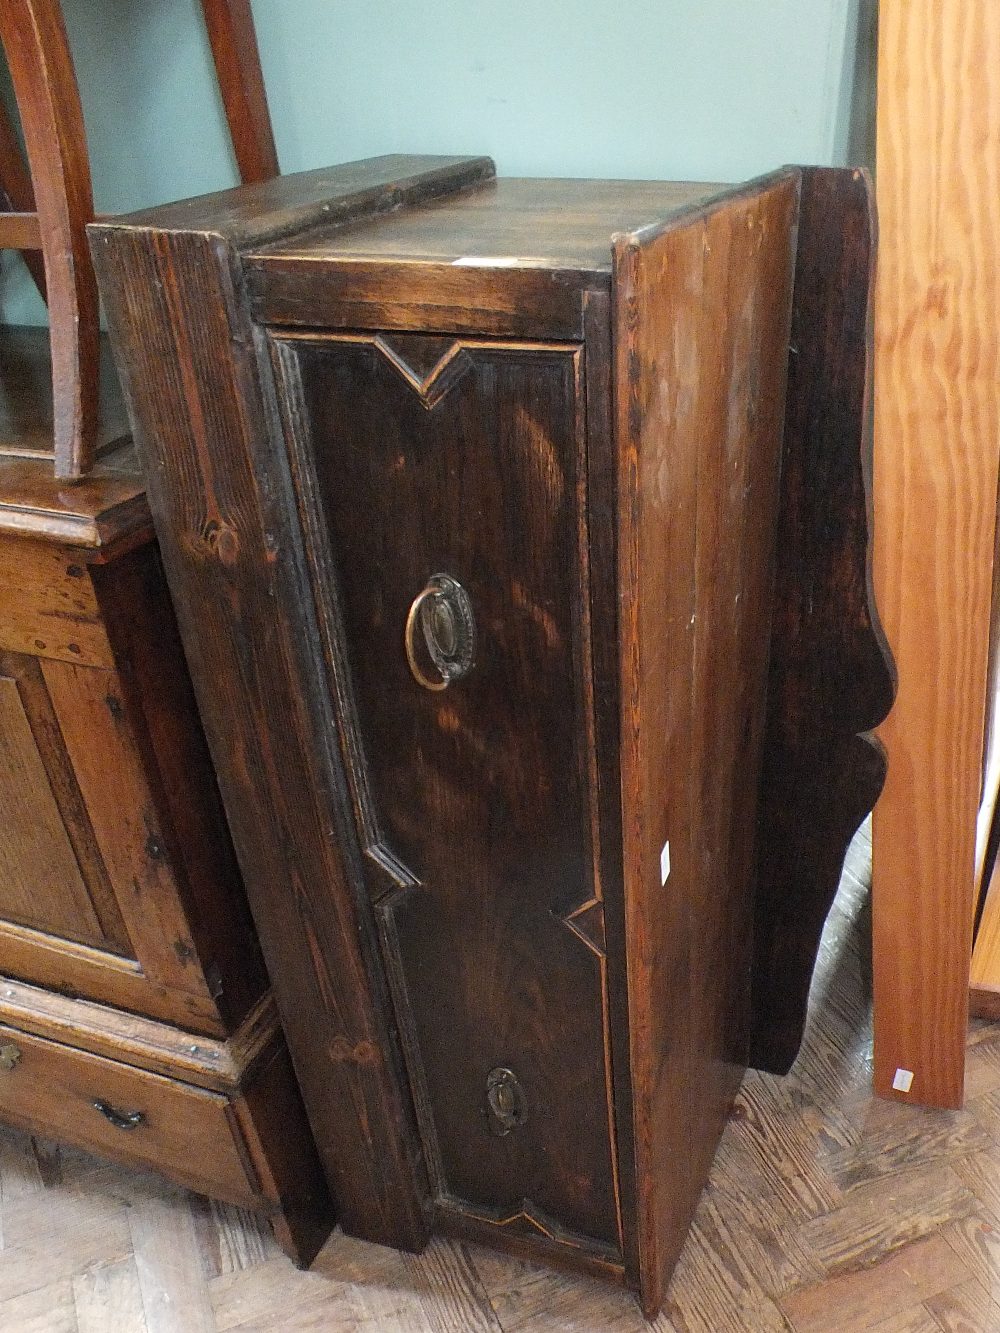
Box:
[0,0,278,481]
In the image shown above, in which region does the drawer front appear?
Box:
[271,332,621,1254]
[0,1024,260,1206]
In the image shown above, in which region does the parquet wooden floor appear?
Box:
[3,824,1000,1332]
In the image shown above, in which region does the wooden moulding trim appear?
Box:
[0,919,141,975]
[434,1197,626,1284]
[0,975,280,1092]
[0,924,222,1035]
[0,494,153,553]
[98,154,497,250]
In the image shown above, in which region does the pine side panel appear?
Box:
[613,172,798,1316]
[873,0,1000,1106]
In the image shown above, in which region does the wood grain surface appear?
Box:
[613,172,798,1316]
[272,332,621,1262]
[253,177,722,269]
[0,672,102,945]
[10,828,1000,1331]
[0,1024,261,1208]
[0,540,114,668]
[0,528,272,1035]
[94,155,893,1314]
[198,0,279,186]
[873,0,1000,1108]
[0,0,100,477]
[89,157,501,1256]
[751,167,895,1074]
[0,979,277,1093]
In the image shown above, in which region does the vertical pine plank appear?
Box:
[873,1,1000,1106]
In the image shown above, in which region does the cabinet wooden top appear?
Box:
[96,153,728,276]
[251,177,724,275]
[92,154,743,339]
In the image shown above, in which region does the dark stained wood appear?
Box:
[246,180,727,341]
[582,288,641,1292]
[749,168,896,1075]
[88,158,503,1257]
[270,333,621,1257]
[92,156,889,1315]
[685,185,800,1181]
[233,1041,331,1267]
[613,171,800,1317]
[252,261,594,341]
[0,0,100,477]
[111,153,496,241]
[198,0,279,186]
[13,823,1000,1331]
[254,177,724,269]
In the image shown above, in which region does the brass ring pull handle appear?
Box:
[93,1099,145,1131]
[405,574,476,691]
[486,1067,527,1136]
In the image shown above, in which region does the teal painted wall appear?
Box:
[0,0,876,324]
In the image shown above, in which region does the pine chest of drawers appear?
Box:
[0,398,330,1259]
[91,155,892,1314]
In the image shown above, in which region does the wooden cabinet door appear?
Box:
[271,332,622,1257]
[0,539,243,1036]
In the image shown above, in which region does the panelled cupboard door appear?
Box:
[270,331,623,1257]
[0,543,230,1037]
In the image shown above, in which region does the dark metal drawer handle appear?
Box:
[405,573,475,691]
[486,1067,527,1136]
[93,1099,145,1131]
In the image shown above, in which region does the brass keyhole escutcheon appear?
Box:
[405,574,475,691]
[486,1067,527,1137]
[0,1042,21,1072]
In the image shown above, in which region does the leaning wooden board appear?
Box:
[874,1,1000,1106]
[91,156,891,1314]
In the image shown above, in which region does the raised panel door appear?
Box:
[271,331,622,1256]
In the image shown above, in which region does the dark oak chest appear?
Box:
[91,156,892,1315]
